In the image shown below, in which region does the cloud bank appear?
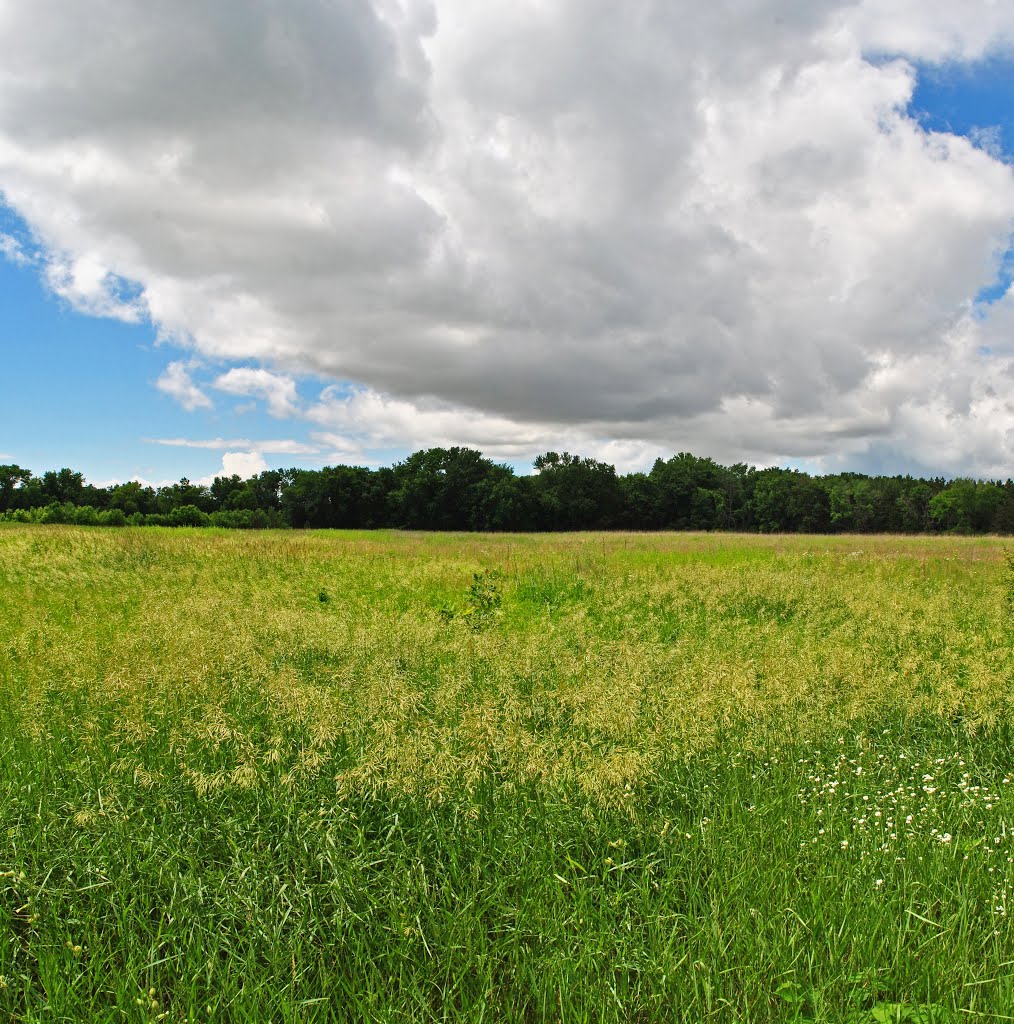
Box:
[2,0,1014,476]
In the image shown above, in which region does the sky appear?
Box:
[2,2,1014,487]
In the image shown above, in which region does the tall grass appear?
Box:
[1,526,1012,1021]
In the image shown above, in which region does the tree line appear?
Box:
[1,448,1013,534]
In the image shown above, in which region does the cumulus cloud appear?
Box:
[219,451,270,479]
[213,368,300,418]
[156,361,212,411]
[308,386,549,457]
[2,1,1014,475]
[44,255,146,321]
[193,451,271,487]
[847,0,1014,62]
[307,388,679,471]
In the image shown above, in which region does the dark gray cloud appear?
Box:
[2,0,1014,475]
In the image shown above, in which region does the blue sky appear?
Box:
[0,204,410,484]
[910,55,1014,305]
[2,3,1014,485]
[0,219,194,483]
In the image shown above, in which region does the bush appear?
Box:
[38,502,74,525]
[73,505,100,526]
[100,508,128,527]
[168,504,210,528]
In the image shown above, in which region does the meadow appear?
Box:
[1,525,1013,1023]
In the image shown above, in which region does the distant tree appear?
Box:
[387,448,518,530]
[481,473,540,531]
[895,480,938,533]
[533,452,623,530]
[0,465,31,512]
[929,479,1005,533]
[41,468,84,505]
[751,468,830,533]
[994,481,1014,535]
[158,478,213,514]
[250,469,287,513]
[650,453,743,529]
[6,448,1014,537]
[689,487,727,530]
[281,465,387,529]
[618,472,662,529]
[210,474,247,510]
[825,475,883,533]
[108,480,158,517]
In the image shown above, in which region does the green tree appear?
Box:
[0,464,31,512]
[533,452,622,530]
[109,480,158,517]
[929,479,1005,533]
[391,448,515,530]
[650,453,743,529]
[158,479,213,514]
[994,481,1014,534]
[618,472,662,529]
[751,469,830,533]
[41,468,84,505]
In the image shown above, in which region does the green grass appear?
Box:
[1,526,1013,1021]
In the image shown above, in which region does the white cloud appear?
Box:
[3,1,1014,475]
[0,232,29,266]
[194,452,271,487]
[148,436,318,455]
[156,361,212,411]
[847,0,1014,62]
[89,474,173,490]
[213,368,299,418]
[307,434,373,466]
[308,387,665,471]
[220,451,269,479]
[968,125,1005,160]
[44,253,146,321]
[308,385,548,457]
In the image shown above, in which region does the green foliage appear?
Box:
[0,464,31,512]
[391,447,521,530]
[929,478,1005,533]
[752,468,831,533]
[868,1003,957,1023]
[533,450,623,529]
[649,451,742,529]
[439,568,503,630]
[167,503,210,528]
[3,448,1014,536]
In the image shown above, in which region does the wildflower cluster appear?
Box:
[795,734,1013,914]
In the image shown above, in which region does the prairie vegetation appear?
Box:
[1,526,1012,1022]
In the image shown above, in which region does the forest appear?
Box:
[2,447,1013,533]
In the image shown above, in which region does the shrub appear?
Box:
[168,504,210,528]
[100,508,128,527]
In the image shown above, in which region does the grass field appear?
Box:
[1,525,1013,1022]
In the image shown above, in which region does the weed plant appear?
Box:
[1,527,1013,1021]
